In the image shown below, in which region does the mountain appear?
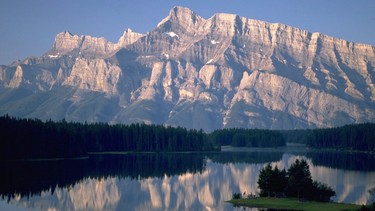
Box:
[1,6,375,131]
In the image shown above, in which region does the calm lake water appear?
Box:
[1,146,375,210]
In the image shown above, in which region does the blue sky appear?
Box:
[0,0,374,65]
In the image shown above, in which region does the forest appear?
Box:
[280,123,375,152]
[0,115,217,160]
[208,128,286,147]
[2,115,373,160]
[0,115,291,160]
[305,123,375,151]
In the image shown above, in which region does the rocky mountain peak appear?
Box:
[1,7,375,131]
[61,31,74,37]
[169,6,199,20]
[50,28,145,58]
[157,6,204,30]
[117,28,144,48]
[52,31,83,54]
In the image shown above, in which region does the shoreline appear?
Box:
[228,197,363,211]
[222,144,375,155]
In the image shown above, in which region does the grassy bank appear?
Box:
[228,197,362,211]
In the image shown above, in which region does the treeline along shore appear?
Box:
[0,115,290,160]
[305,123,375,151]
[1,115,374,160]
[0,115,217,160]
[283,123,375,152]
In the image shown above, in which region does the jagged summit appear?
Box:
[157,6,204,28]
[170,6,196,17]
[117,28,144,47]
[49,28,144,58]
[52,31,81,53]
[61,31,74,36]
[1,6,375,131]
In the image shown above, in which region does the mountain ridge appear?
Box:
[0,6,374,131]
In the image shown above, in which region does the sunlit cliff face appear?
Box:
[1,6,375,130]
[7,154,375,211]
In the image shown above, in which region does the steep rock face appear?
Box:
[225,71,373,129]
[50,31,116,57]
[8,65,23,88]
[63,58,122,95]
[0,6,375,131]
[117,28,144,48]
[49,29,144,58]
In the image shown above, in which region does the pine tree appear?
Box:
[257,164,288,197]
[287,159,313,199]
[257,163,273,197]
[270,166,288,196]
[257,159,335,201]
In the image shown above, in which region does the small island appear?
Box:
[228,159,373,211]
[228,197,363,211]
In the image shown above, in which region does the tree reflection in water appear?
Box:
[1,151,375,210]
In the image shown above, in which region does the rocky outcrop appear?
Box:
[49,29,144,58]
[63,58,122,95]
[117,28,145,48]
[0,6,374,130]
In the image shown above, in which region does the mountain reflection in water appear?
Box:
[1,151,375,210]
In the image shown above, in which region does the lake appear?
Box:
[1,146,375,210]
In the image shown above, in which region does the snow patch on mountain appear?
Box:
[165,32,180,39]
[210,40,220,45]
[206,59,214,65]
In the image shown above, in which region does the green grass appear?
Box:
[228,197,362,211]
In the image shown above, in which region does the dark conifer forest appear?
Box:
[1,115,374,160]
[305,123,375,151]
[0,115,216,160]
[0,115,293,160]
[208,128,286,147]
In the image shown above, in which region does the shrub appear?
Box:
[232,193,242,199]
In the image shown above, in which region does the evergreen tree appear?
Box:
[287,159,313,199]
[311,181,336,202]
[270,166,288,196]
[257,159,336,201]
[258,163,273,197]
[258,164,288,197]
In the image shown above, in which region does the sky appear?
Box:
[0,0,374,65]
